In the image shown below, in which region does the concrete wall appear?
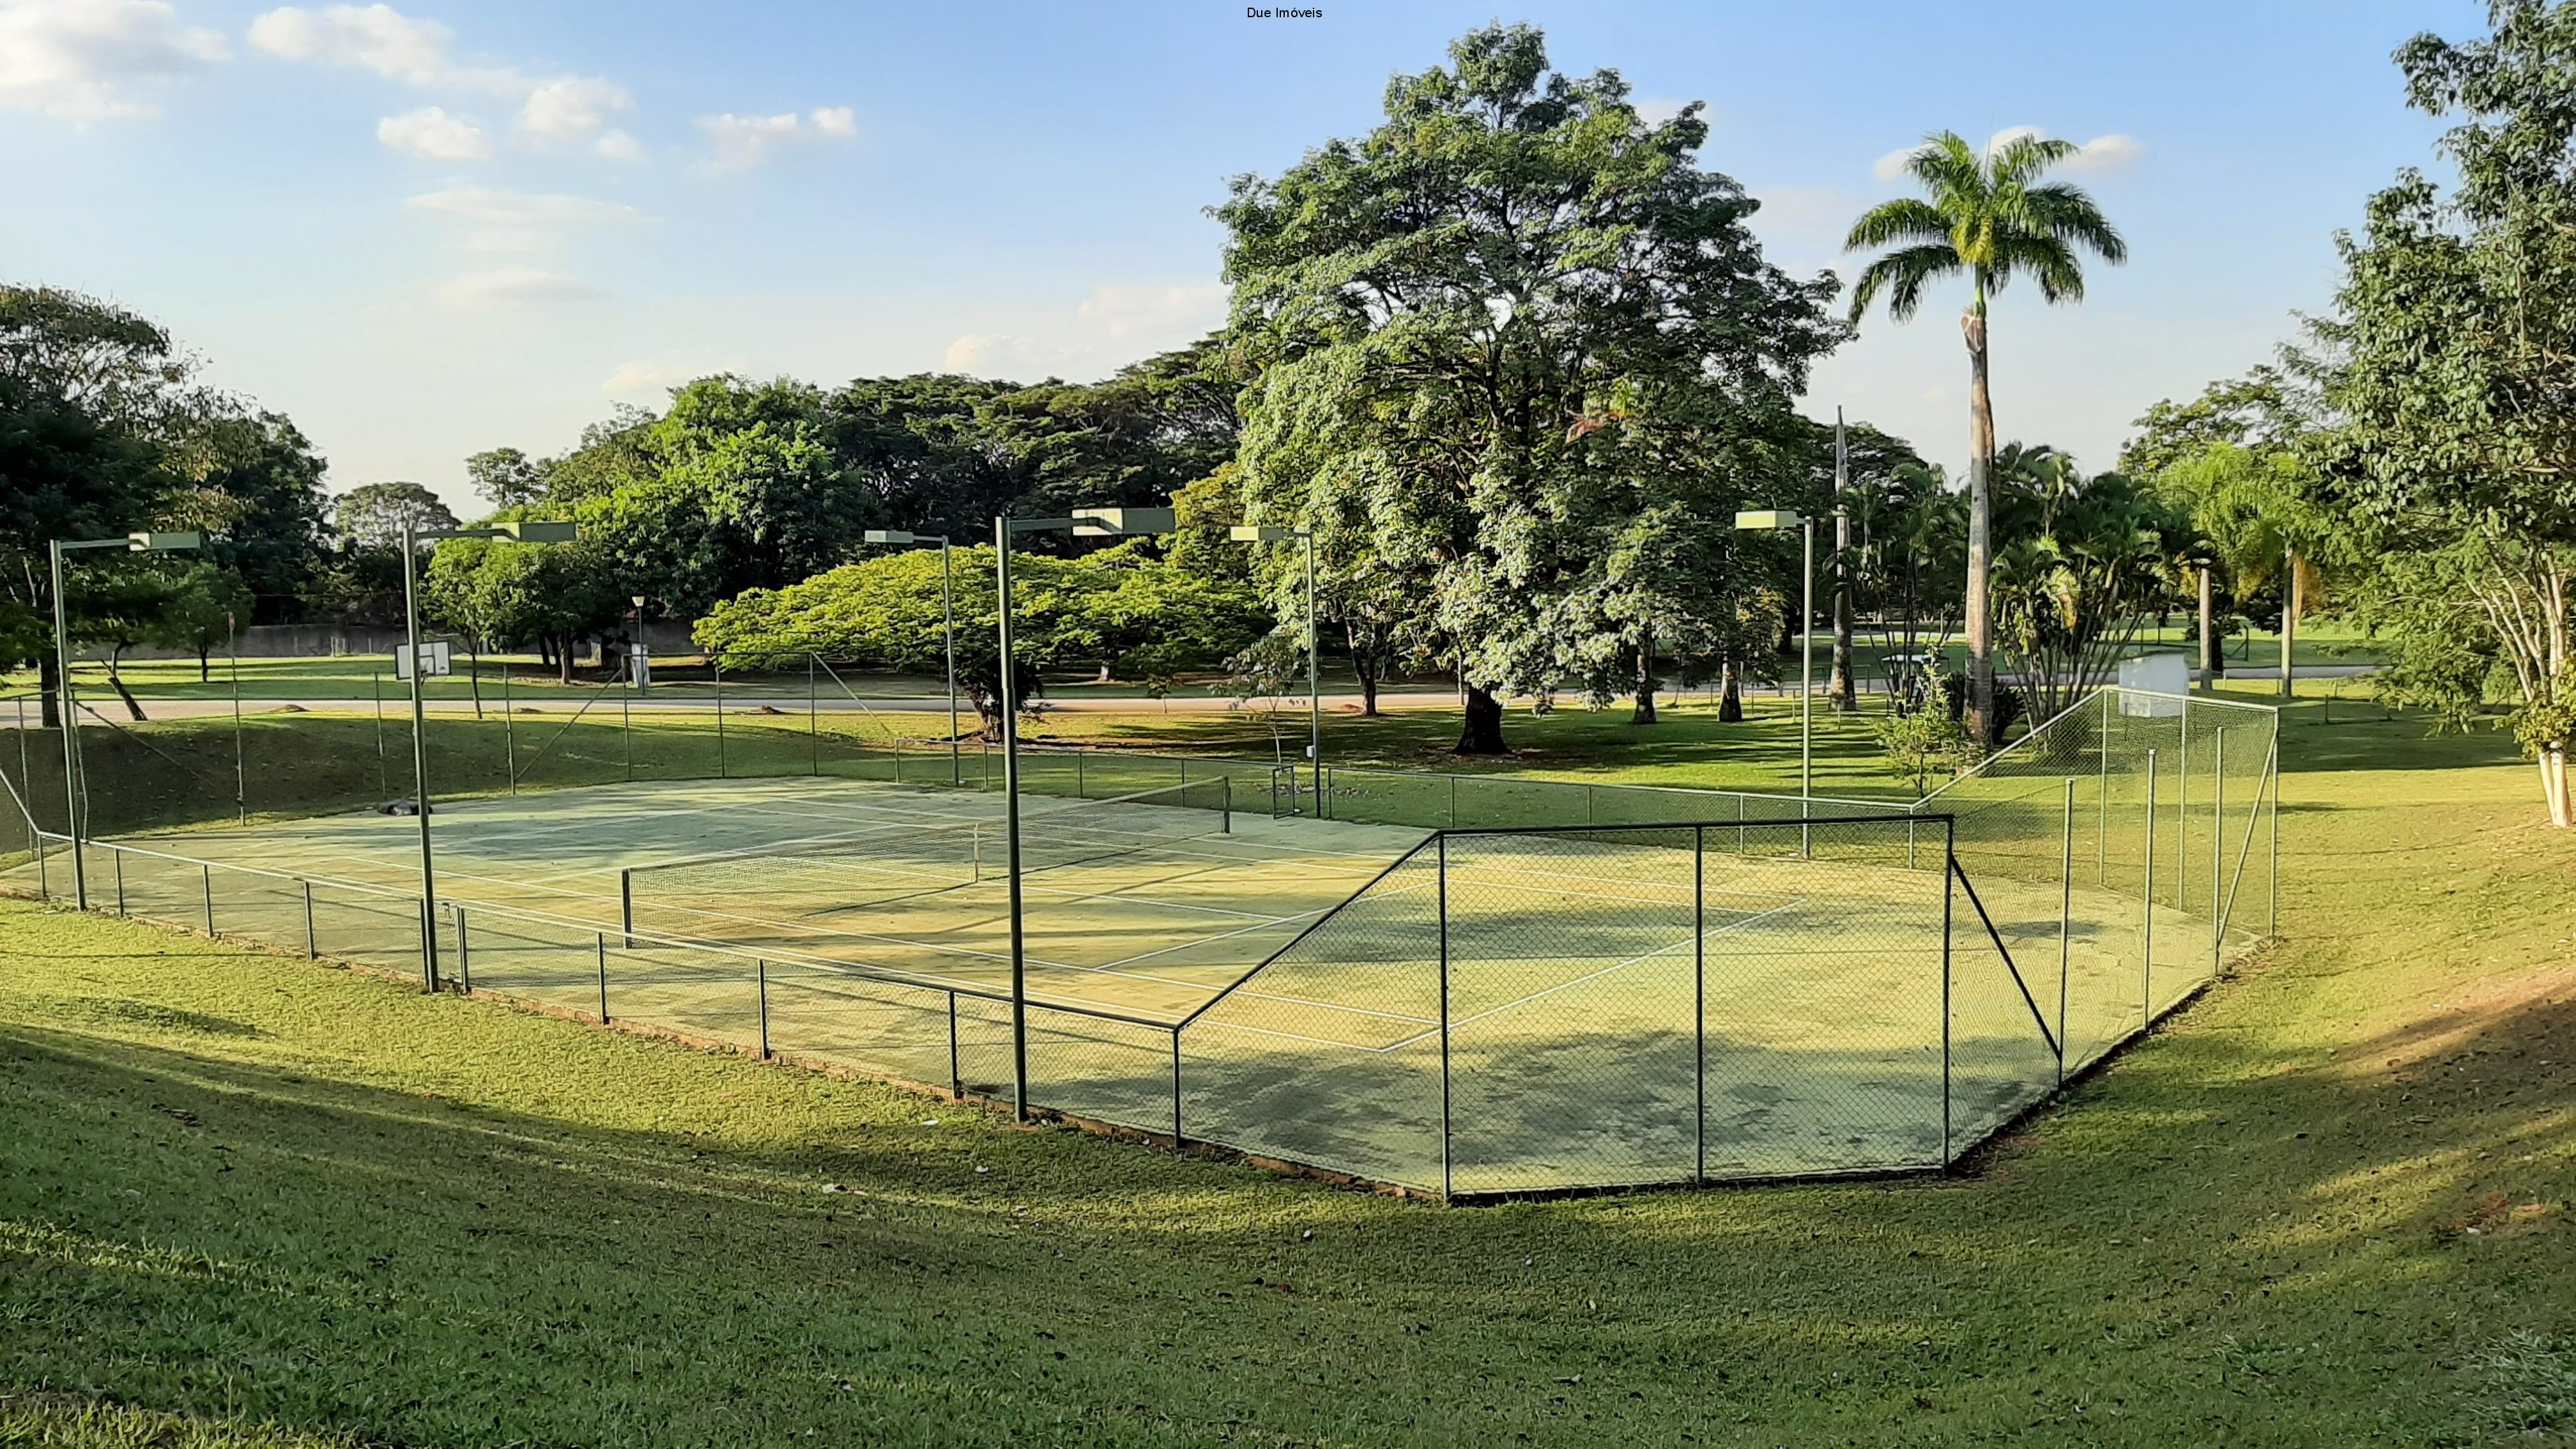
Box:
[112,620,702,663]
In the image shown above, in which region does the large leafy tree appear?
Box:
[1220,23,1843,753]
[2308,0,2576,824]
[1986,453,2195,726]
[1845,132,2128,745]
[693,543,1263,736]
[424,531,623,684]
[332,482,458,551]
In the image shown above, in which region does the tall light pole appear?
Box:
[1828,409,1858,714]
[50,531,201,909]
[995,505,1174,1121]
[861,530,960,785]
[1229,525,1320,806]
[1736,509,1814,804]
[400,519,576,990]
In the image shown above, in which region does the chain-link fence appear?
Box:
[0,675,2279,1201]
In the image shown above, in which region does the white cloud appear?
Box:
[592,127,639,161]
[694,105,857,172]
[428,266,603,311]
[376,103,484,159]
[0,0,227,121]
[941,334,1045,377]
[600,354,742,400]
[515,73,626,143]
[1073,281,1226,341]
[1632,97,1690,127]
[2063,132,2145,173]
[404,185,643,251]
[247,3,463,84]
[1874,128,2145,184]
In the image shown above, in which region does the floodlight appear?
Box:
[1733,510,1803,532]
[1229,525,1306,542]
[127,532,202,551]
[491,520,577,544]
[863,530,917,545]
[1071,506,1176,537]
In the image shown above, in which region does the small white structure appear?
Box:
[2118,652,2188,716]
[392,640,452,680]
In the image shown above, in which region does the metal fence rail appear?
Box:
[0,682,2280,1202]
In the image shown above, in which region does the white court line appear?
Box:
[1194,899,1807,1054]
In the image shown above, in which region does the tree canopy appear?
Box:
[1218,22,1843,751]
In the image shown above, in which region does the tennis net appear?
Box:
[618,776,1234,943]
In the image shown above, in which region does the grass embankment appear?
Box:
[3,707,2573,1445]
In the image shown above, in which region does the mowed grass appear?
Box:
[3,709,2574,1445]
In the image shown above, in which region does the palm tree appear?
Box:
[1845,132,2126,744]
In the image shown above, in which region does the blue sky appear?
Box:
[0,0,2483,509]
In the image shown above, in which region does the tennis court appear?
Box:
[3,684,2278,1199]
[102,774,1430,1023]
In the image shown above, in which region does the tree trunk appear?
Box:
[105,650,145,721]
[1961,305,1997,747]
[555,636,573,686]
[1828,510,1857,712]
[198,647,211,684]
[2544,744,2571,828]
[1455,682,1508,755]
[2198,567,2218,688]
[1356,668,1380,717]
[1719,659,1744,723]
[1632,631,1657,724]
[2280,549,2300,700]
[37,654,59,729]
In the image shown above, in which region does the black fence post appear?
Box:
[1438,832,1453,1202]
[620,870,634,949]
[1941,817,1955,1168]
[1170,1029,1184,1147]
[713,656,728,779]
[1694,823,1706,1186]
[112,849,124,914]
[455,906,471,994]
[757,959,770,1059]
[596,932,610,1023]
[947,991,961,1098]
[202,864,215,934]
[302,879,316,959]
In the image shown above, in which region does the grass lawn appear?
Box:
[3,702,2572,1445]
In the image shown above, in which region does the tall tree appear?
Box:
[1222,23,1842,753]
[332,483,458,551]
[1845,132,2128,744]
[2308,0,2576,824]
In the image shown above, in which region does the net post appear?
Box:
[1438,832,1453,1202]
[1170,1028,1184,1148]
[1941,816,1954,1167]
[1693,823,1705,1186]
[757,959,770,1059]
[2212,730,2226,974]
[2267,731,2280,939]
[620,869,634,949]
[947,991,960,1098]
[2098,689,2111,885]
[2177,706,2189,913]
[2058,778,2074,1087]
[2143,748,2158,1029]
[302,879,316,959]
[502,654,517,794]
[114,848,125,914]
[203,864,214,935]
[1221,774,1232,833]
[596,931,610,1023]
[713,654,728,779]
[455,905,471,994]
